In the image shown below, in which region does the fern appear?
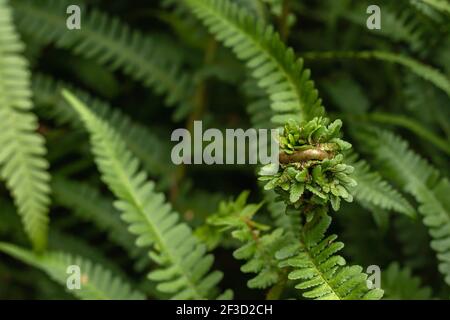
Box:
[344,0,445,54]
[13,0,194,118]
[183,0,324,123]
[0,0,50,251]
[419,0,450,15]
[403,72,450,139]
[276,211,384,300]
[381,262,433,299]
[0,242,145,300]
[207,191,290,289]
[348,154,417,218]
[304,51,450,98]
[32,74,173,180]
[361,128,450,285]
[51,177,142,260]
[62,90,232,300]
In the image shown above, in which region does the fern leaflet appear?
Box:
[0,0,50,251]
[183,0,324,123]
[0,242,145,300]
[362,128,450,285]
[62,90,232,300]
[276,211,384,300]
[32,74,173,179]
[348,154,417,218]
[382,262,433,299]
[304,50,450,98]
[13,0,194,117]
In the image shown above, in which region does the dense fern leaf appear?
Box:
[0,242,145,300]
[62,90,231,300]
[0,0,50,251]
[32,74,173,179]
[382,262,433,300]
[183,0,325,123]
[420,0,450,15]
[13,0,194,117]
[276,211,384,300]
[208,192,290,289]
[51,177,144,262]
[362,128,450,285]
[304,51,450,98]
[348,155,416,218]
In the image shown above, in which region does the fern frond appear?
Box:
[420,0,450,15]
[344,1,444,54]
[51,177,141,259]
[0,242,145,300]
[13,0,194,116]
[403,72,450,139]
[183,0,324,123]
[32,74,173,179]
[208,191,290,289]
[62,90,231,300]
[0,0,50,251]
[348,154,417,218]
[362,128,450,285]
[382,262,433,299]
[243,78,276,129]
[304,51,450,98]
[277,211,384,300]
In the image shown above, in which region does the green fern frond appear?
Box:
[62,90,232,300]
[13,0,194,117]
[419,0,450,15]
[362,128,450,285]
[243,78,276,129]
[32,74,173,179]
[382,262,433,299]
[0,0,50,251]
[348,154,417,218]
[276,211,384,300]
[0,242,145,300]
[304,50,450,98]
[344,1,444,54]
[183,0,325,123]
[403,72,450,139]
[51,177,151,271]
[208,191,290,289]
[51,177,140,258]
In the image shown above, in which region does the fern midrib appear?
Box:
[187,0,308,120]
[97,126,205,299]
[14,1,183,96]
